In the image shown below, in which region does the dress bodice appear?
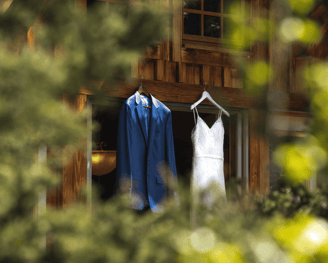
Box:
[191,107,224,160]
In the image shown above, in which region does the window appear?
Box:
[183,0,244,44]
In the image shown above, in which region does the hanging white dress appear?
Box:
[190,107,226,225]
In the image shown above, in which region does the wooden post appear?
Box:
[47,0,88,210]
[248,0,271,195]
[249,109,270,194]
[249,109,259,192]
[171,0,182,63]
[62,94,88,208]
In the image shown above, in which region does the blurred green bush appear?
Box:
[0,0,328,263]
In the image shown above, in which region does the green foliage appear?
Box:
[0,0,328,263]
[255,176,328,219]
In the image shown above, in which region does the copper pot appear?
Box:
[92,142,116,176]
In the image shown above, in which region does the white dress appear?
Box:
[190,107,226,225]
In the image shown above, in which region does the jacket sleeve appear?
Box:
[165,111,180,204]
[115,103,132,195]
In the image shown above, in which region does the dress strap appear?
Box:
[192,107,199,125]
[218,108,223,119]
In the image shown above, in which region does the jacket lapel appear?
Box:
[135,92,149,146]
[148,94,159,153]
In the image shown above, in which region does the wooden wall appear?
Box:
[87,0,313,196]
[40,0,328,208]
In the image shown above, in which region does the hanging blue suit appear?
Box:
[115,91,178,212]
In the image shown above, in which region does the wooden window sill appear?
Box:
[182,41,252,57]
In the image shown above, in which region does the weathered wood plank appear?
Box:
[161,40,170,61]
[201,64,210,85]
[183,41,253,56]
[164,61,177,82]
[231,68,242,88]
[46,183,63,209]
[212,66,222,87]
[194,65,200,85]
[182,48,234,67]
[182,48,252,68]
[186,63,195,84]
[224,67,232,88]
[144,45,161,60]
[172,0,182,62]
[180,62,187,83]
[156,60,165,81]
[139,60,155,80]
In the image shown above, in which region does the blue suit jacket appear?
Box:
[115,91,178,212]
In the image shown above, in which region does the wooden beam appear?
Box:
[89,79,310,112]
[182,47,251,68]
[183,41,253,56]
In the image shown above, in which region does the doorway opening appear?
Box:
[90,99,248,203]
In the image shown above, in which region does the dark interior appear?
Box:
[92,101,230,202]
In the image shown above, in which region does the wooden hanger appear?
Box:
[190,82,230,117]
[138,75,151,108]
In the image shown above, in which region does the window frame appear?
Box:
[182,0,246,45]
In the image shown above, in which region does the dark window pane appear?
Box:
[184,12,201,36]
[204,0,221,13]
[204,15,221,38]
[184,0,201,10]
